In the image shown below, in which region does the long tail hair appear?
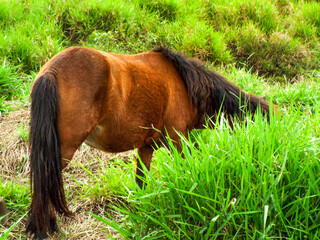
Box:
[29,73,72,233]
[154,47,270,118]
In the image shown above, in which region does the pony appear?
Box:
[26,46,272,238]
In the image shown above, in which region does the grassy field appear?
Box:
[0,0,320,239]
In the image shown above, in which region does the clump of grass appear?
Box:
[0,0,25,29]
[0,60,22,114]
[56,3,120,44]
[0,21,62,73]
[0,60,20,98]
[207,0,279,34]
[15,122,29,142]
[175,21,233,64]
[0,180,30,215]
[0,1,63,73]
[72,155,135,201]
[297,1,320,36]
[139,0,178,22]
[227,22,311,81]
[57,0,162,53]
[0,59,32,113]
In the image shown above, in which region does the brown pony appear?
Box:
[26,46,271,238]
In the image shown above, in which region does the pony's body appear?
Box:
[83,49,198,153]
[27,47,271,238]
[42,47,196,156]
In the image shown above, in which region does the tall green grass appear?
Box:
[0,59,31,114]
[0,60,21,113]
[0,60,20,96]
[95,108,320,239]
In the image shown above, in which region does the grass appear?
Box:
[73,156,135,200]
[0,180,30,239]
[0,213,27,240]
[0,180,30,216]
[0,0,320,239]
[0,60,31,114]
[0,60,20,113]
[0,0,319,78]
[15,122,29,143]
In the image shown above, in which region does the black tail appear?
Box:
[154,47,271,118]
[29,73,72,234]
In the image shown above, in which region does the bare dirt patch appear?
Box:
[0,108,134,239]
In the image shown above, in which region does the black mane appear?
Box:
[153,46,270,117]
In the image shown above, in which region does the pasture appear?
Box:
[1,0,320,239]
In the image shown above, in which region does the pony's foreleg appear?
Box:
[135,129,188,188]
[135,146,154,188]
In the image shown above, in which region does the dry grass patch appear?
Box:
[0,108,134,239]
[0,109,30,178]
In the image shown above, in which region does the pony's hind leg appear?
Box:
[26,203,57,239]
[136,146,154,188]
[27,112,100,238]
[27,75,102,238]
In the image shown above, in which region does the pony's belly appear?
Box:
[84,136,109,152]
[84,135,134,153]
[84,125,145,153]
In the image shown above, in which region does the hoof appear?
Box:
[0,197,9,226]
[26,212,58,239]
[26,222,49,239]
